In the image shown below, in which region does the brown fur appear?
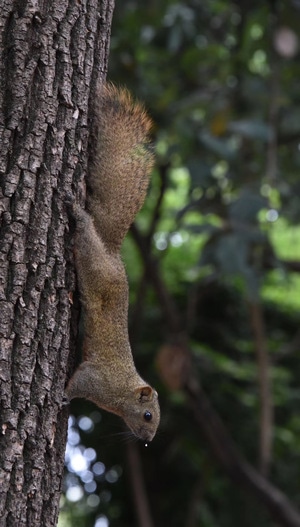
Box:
[66,85,160,442]
[88,83,154,253]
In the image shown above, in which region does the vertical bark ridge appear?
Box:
[0,1,114,525]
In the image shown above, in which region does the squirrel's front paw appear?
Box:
[65,193,77,218]
[65,194,86,224]
[61,393,70,408]
[66,193,83,216]
[65,192,75,207]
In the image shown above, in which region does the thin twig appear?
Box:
[126,443,155,527]
[249,302,273,477]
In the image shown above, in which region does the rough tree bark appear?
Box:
[0,1,114,525]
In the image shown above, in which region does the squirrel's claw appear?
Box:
[61,393,70,408]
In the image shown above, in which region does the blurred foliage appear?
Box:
[59,1,300,526]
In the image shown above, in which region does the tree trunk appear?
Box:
[0,1,114,525]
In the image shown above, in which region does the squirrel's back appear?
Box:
[87,83,154,252]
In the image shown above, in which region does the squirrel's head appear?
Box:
[124,385,160,442]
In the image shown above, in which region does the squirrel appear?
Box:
[66,83,160,443]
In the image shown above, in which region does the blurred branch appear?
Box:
[275,260,300,273]
[132,224,300,527]
[130,276,148,348]
[185,476,204,527]
[130,223,181,335]
[261,246,300,273]
[186,282,201,334]
[278,131,300,145]
[275,328,300,363]
[146,163,169,243]
[127,443,155,527]
[265,62,279,184]
[249,302,273,478]
[185,376,300,527]
[130,164,169,345]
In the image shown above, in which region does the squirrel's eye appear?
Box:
[144,411,152,422]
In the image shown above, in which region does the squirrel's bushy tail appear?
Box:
[87,83,154,252]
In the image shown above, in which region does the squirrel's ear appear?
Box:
[136,385,156,402]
